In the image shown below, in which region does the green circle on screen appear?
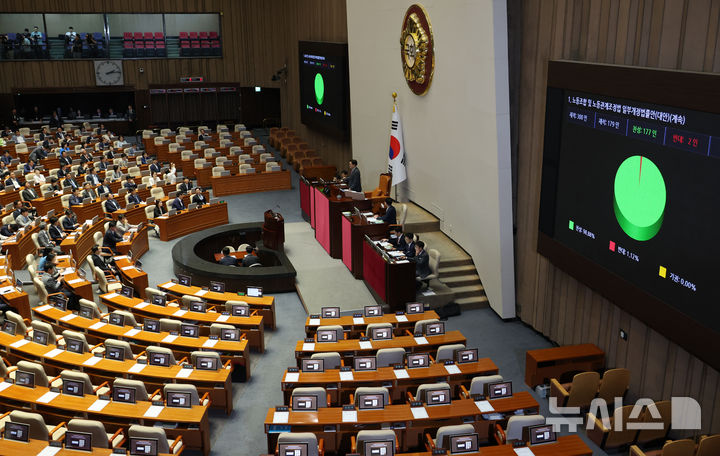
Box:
[613,155,666,241]
[314,73,324,106]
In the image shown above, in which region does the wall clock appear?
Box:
[94,60,124,86]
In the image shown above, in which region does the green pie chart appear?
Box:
[613,155,666,241]
[314,73,324,106]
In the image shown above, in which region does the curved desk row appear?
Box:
[304,310,440,338]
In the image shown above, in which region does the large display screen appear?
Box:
[539,62,720,369]
[298,41,349,139]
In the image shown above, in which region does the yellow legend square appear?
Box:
[659,266,667,278]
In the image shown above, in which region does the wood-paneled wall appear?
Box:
[511,0,720,434]
[0,0,351,170]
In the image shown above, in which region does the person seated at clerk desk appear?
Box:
[334,170,348,183]
[103,193,121,213]
[346,159,362,192]
[32,168,46,185]
[171,194,186,211]
[86,169,101,186]
[48,216,65,243]
[123,175,137,190]
[20,181,40,202]
[114,213,137,236]
[97,178,112,196]
[62,209,78,230]
[81,183,97,200]
[103,220,124,255]
[413,240,431,285]
[242,246,261,267]
[127,188,142,205]
[380,198,397,224]
[0,223,18,241]
[191,187,207,206]
[178,177,193,194]
[149,159,161,175]
[68,188,84,206]
[218,247,238,266]
[5,171,22,190]
[42,262,80,311]
[15,207,33,227]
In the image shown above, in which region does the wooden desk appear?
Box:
[0,381,210,455]
[0,189,21,207]
[263,393,539,453]
[304,311,440,338]
[100,292,266,352]
[525,344,605,387]
[116,225,149,258]
[110,202,149,225]
[31,304,252,381]
[0,438,176,455]
[70,199,105,222]
[2,223,40,269]
[294,331,467,366]
[156,280,277,329]
[113,256,149,299]
[60,218,105,265]
[213,250,249,262]
[342,213,389,278]
[0,281,30,320]
[396,435,592,456]
[363,237,416,311]
[32,194,65,216]
[312,185,373,259]
[154,202,229,241]
[280,357,499,405]
[210,171,292,196]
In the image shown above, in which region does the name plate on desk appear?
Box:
[10,339,29,348]
[514,448,536,456]
[37,447,62,456]
[89,322,107,330]
[162,334,178,343]
[37,391,60,403]
[272,411,289,424]
[60,313,77,321]
[393,369,409,379]
[445,364,461,375]
[339,371,354,381]
[358,341,373,350]
[302,343,315,351]
[414,336,429,345]
[83,355,102,366]
[410,406,429,419]
[88,399,110,412]
[128,363,146,373]
[342,410,358,422]
[43,348,64,359]
[284,372,299,383]
[395,314,408,322]
[352,317,365,324]
[135,302,149,309]
[308,318,321,326]
[176,368,193,378]
[476,400,495,412]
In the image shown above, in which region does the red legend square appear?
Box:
[609,241,616,252]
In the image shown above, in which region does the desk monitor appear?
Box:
[15,370,35,388]
[177,274,191,286]
[449,434,479,454]
[406,353,429,369]
[143,318,160,333]
[135,260,143,270]
[130,437,159,455]
[65,430,93,451]
[168,191,177,199]
[63,379,85,397]
[2,320,17,335]
[106,345,125,361]
[196,355,219,370]
[369,326,392,341]
[168,209,177,216]
[406,302,423,314]
[167,391,192,408]
[231,304,249,316]
[151,294,166,306]
[425,386,451,406]
[278,443,308,456]
[316,329,337,342]
[353,356,376,371]
[14,278,22,291]
[149,351,170,367]
[79,304,95,319]
[82,197,92,205]
[66,338,85,354]
[32,329,49,345]
[525,424,557,445]
[357,393,385,410]
[246,286,262,297]
[321,306,340,318]
[487,381,512,400]
[292,394,318,411]
[113,386,136,404]
[187,203,197,210]
[180,324,199,338]
[108,312,125,327]
[365,441,394,456]
[301,358,324,373]
[120,285,134,298]
[424,321,445,336]
[364,305,383,317]
[4,422,29,443]
[455,348,478,364]
[188,301,206,313]
[50,294,67,311]
[220,328,240,341]
[209,281,225,293]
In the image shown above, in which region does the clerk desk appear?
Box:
[304,310,440,338]
[341,212,389,279]
[154,201,229,241]
[263,392,539,453]
[101,292,266,352]
[396,435,592,456]
[311,183,373,259]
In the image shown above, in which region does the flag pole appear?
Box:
[392,92,398,201]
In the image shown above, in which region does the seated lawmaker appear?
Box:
[123,175,137,190]
[178,176,193,194]
[20,182,39,202]
[103,221,124,254]
[42,263,80,310]
[62,209,78,230]
[48,217,65,243]
[218,247,238,266]
[68,188,83,206]
[103,193,121,213]
[5,171,21,189]
[97,178,112,196]
[414,241,431,281]
[81,183,97,200]
[242,246,261,267]
[380,198,397,224]
[191,187,207,206]
[127,188,142,205]
[171,195,185,211]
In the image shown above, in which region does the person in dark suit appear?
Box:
[380,198,397,224]
[59,150,72,167]
[5,171,21,189]
[123,175,137,190]
[139,152,149,165]
[402,233,416,259]
[103,193,120,213]
[85,169,100,186]
[68,188,83,206]
[79,150,93,164]
[23,159,35,174]
[153,201,167,218]
[81,183,97,200]
[103,221,124,254]
[191,187,206,206]
[171,195,185,211]
[242,246,261,267]
[0,151,11,165]
[218,247,238,266]
[346,159,362,192]
[149,159,161,175]
[97,157,108,171]
[178,177,193,194]
[62,209,78,230]
[63,173,79,190]
[414,241,431,280]
[48,216,64,243]
[127,188,142,205]
[20,182,39,202]
[97,178,112,195]
[90,245,112,273]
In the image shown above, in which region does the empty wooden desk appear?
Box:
[210,171,292,196]
[71,199,105,222]
[32,194,65,216]
[525,344,605,387]
[304,310,440,338]
[113,256,148,299]
[2,223,40,269]
[396,435,592,456]
[154,201,229,241]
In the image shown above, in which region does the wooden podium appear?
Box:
[262,210,284,251]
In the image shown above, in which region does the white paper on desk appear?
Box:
[135,302,149,309]
[414,337,429,345]
[393,369,409,379]
[283,372,299,383]
[43,348,64,358]
[121,265,135,271]
[194,289,208,297]
[82,356,102,366]
[89,322,106,330]
[124,328,141,337]
[37,446,62,456]
[104,292,119,299]
[160,282,175,288]
[10,339,29,348]
[475,400,495,412]
[143,405,164,418]
[353,317,365,324]
[342,410,358,422]
[359,341,373,350]
[162,334,178,343]
[172,309,187,317]
[66,278,84,285]
[514,448,535,456]
[37,391,60,403]
[395,260,410,264]
[339,371,354,381]
[273,411,289,424]
[176,368,193,378]
[202,339,218,348]
[61,268,75,275]
[35,304,52,312]
[113,255,129,261]
[0,382,12,392]
[128,363,146,373]
[410,406,429,419]
[215,314,229,322]
[60,313,77,322]
[0,286,15,294]
[395,315,408,322]
[308,318,320,326]
[88,399,110,412]
[445,364,461,375]
[302,343,315,351]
